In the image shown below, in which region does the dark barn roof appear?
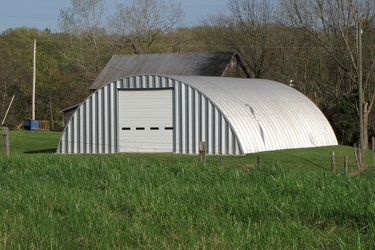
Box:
[89,51,248,90]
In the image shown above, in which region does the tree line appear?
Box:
[1,0,375,148]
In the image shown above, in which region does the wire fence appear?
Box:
[0,129,249,169]
[3,132,234,155]
[1,130,59,154]
[0,127,375,174]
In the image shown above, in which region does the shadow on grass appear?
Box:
[24,148,57,154]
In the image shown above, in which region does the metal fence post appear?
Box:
[199,141,206,163]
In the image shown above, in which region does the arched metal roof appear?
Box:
[57,75,337,155]
[170,76,338,153]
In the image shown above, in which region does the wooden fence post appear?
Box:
[199,141,206,164]
[353,143,363,171]
[330,151,336,172]
[257,155,261,169]
[344,156,349,175]
[2,127,10,156]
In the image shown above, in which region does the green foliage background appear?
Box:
[1,0,375,146]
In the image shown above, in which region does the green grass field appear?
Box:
[1,130,375,248]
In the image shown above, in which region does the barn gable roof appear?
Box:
[89,51,248,90]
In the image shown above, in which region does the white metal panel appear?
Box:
[168,75,338,154]
[118,89,173,153]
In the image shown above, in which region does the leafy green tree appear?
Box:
[0,28,91,130]
[0,28,40,126]
[37,32,91,130]
[281,0,375,150]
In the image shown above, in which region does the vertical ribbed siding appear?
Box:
[91,92,97,153]
[173,79,241,155]
[57,75,241,155]
[110,82,118,153]
[57,81,119,154]
[96,91,101,153]
[177,81,184,153]
[190,89,197,154]
[193,89,199,154]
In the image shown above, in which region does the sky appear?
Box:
[0,0,227,33]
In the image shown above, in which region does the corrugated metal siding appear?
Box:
[57,75,241,155]
[57,75,337,155]
[173,81,240,155]
[58,83,119,154]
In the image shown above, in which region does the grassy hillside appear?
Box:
[0,130,374,248]
[2,130,61,154]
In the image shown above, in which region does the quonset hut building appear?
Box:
[56,75,338,155]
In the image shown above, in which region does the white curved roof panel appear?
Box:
[170,76,338,154]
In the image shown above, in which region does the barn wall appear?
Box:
[57,75,241,155]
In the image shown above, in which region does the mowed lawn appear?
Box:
[0,130,374,248]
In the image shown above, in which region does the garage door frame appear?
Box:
[118,88,174,153]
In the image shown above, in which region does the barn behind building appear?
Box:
[89,51,249,91]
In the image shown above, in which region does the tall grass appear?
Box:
[0,152,374,249]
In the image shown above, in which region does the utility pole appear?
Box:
[32,39,36,120]
[357,21,364,169]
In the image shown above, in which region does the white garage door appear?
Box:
[118,89,173,152]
